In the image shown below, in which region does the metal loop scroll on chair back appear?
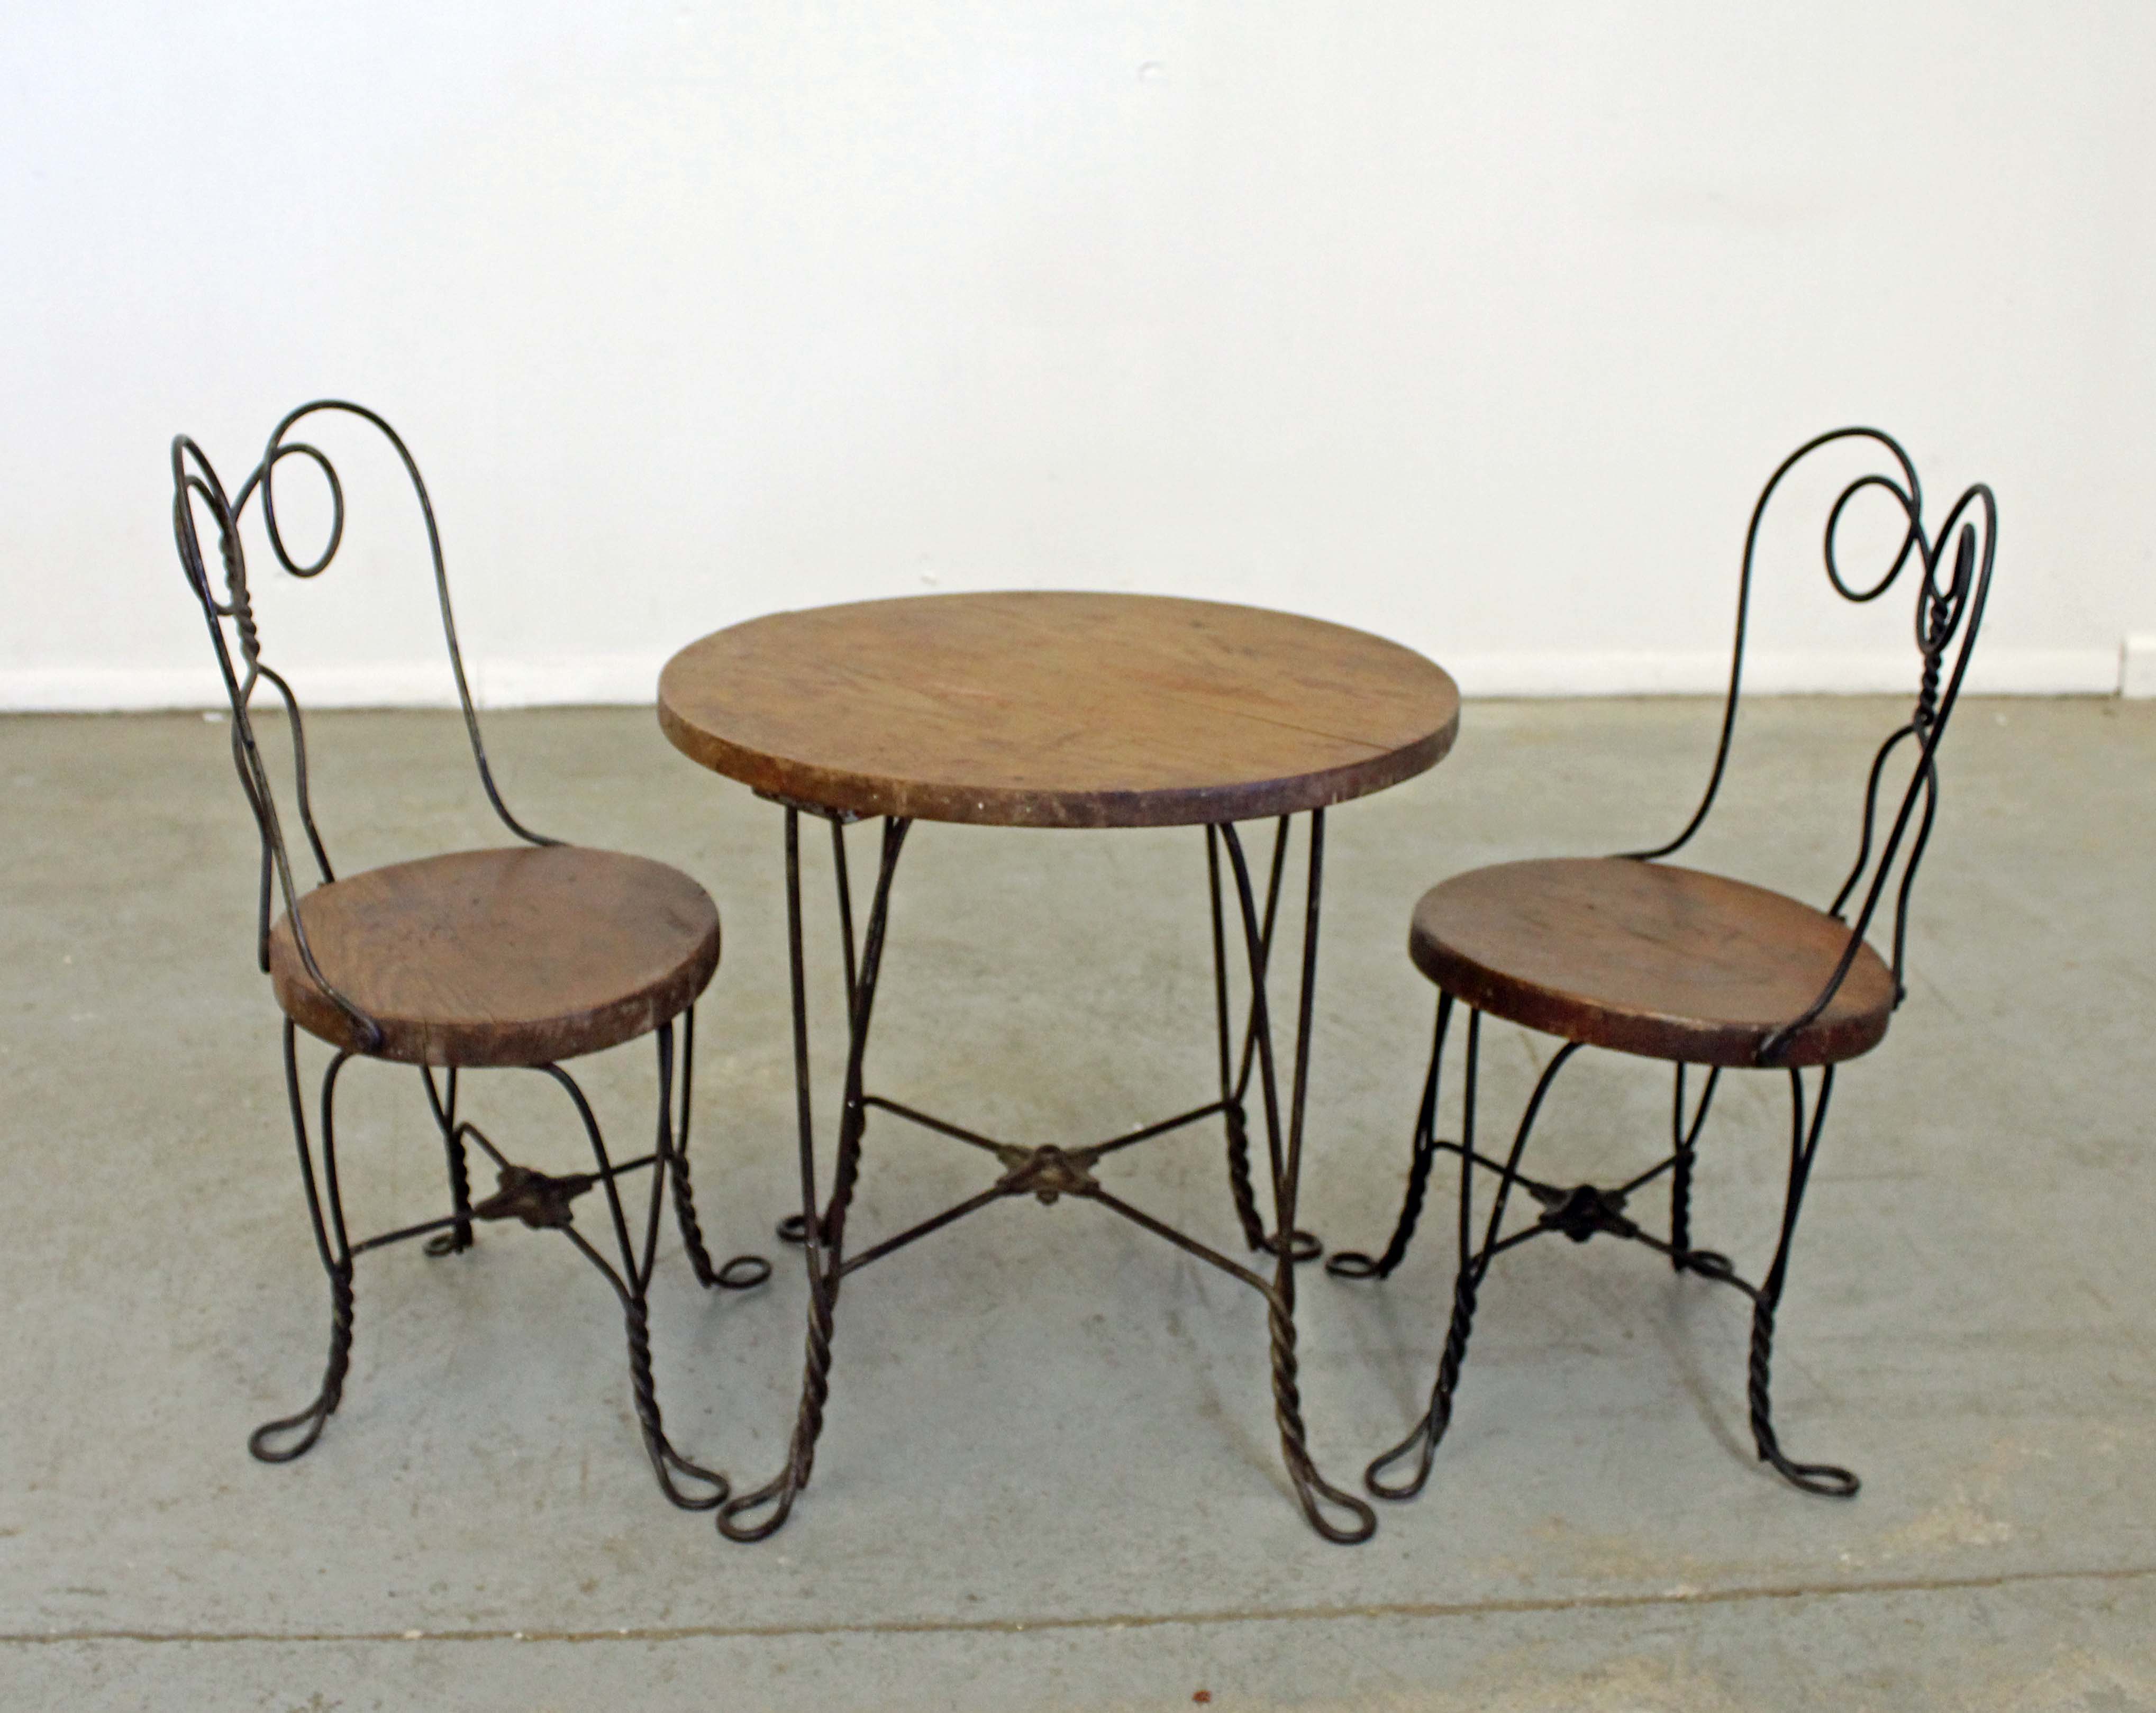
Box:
[171,400,559,1052]
[1620,428,1997,1064]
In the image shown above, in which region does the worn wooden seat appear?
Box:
[269,845,721,1067]
[1408,856,1895,1069]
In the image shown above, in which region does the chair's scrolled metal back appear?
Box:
[1622,427,1997,1064]
[170,400,559,1054]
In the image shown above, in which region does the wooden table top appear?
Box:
[658,591,1459,828]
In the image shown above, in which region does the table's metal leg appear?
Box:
[719,810,911,1542]
[723,806,1368,1545]
[1206,824,1270,1253]
[1206,821,1323,1264]
[1217,813,1377,1543]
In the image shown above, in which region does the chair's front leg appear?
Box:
[1364,1007,1480,1498]
[1366,1023,1584,1501]
[1747,1066,1860,1497]
[538,1060,731,1511]
[250,1025,359,1463]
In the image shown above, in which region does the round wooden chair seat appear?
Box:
[268,846,721,1067]
[1408,857,1895,1068]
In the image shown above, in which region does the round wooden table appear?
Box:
[659,591,1460,1545]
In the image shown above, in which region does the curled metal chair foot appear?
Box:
[1366,1270,1476,1500]
[248,1395,337,1464]
[1260,1228,1324,1264]
[249,1264,354,1464]
[1758,1437,1861,1498]
[716,1474,799,1543]
[1364,1416,1440,1501]
[649,1442,732,1511]
[714,1253,772,1290]
[1749,1299,1859,1497]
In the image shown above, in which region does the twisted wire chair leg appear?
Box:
[429,1127,475,1258]
[250,1260,354,1462]
[540,1059,733,1512]
[1670,1144,1693,1266]
[662,1014,771,1292]
[670,1154,770,1293]
[1744,1068,1858,1497]
[254,1032,360,1463]
[620,1290,730,1510]
[669,1134,723,1288]
[1364,1019,1562,1502]
[1667,1063,1724,1273]
[1366,1269,1477,1499]
[418,1067,473,1258]
[664,1015,719,1286]
[1746,1296,1857,1496]
[1327,996,1451,1282]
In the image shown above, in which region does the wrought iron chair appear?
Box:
[1328,427,1996,1502]
[172,400,769,1508]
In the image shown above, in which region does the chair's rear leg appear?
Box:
[421,1067,474,1258]
[1327,993,1452,1281]
[662,1014,770,1293]
[1670,1129,1693,1266]
[1748,1067,1859,1497]
[443,1125,474,1252]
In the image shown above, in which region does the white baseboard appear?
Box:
[0,646,2124,712]
[2123,636,2156,699]
[0,657,671,713]
[1446,648,2122,698]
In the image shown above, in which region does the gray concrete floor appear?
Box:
[2,697,2152,1711]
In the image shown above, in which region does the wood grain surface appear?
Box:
[268,846,721,1067]
[658,591,1460,827]
[1408,856,1896,1068]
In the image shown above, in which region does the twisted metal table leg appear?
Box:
[720,813,910,1543]
[1205,826,1269,1253]
[1220,813,1375,1543]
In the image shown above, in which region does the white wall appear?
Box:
[4,1,2151,709]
